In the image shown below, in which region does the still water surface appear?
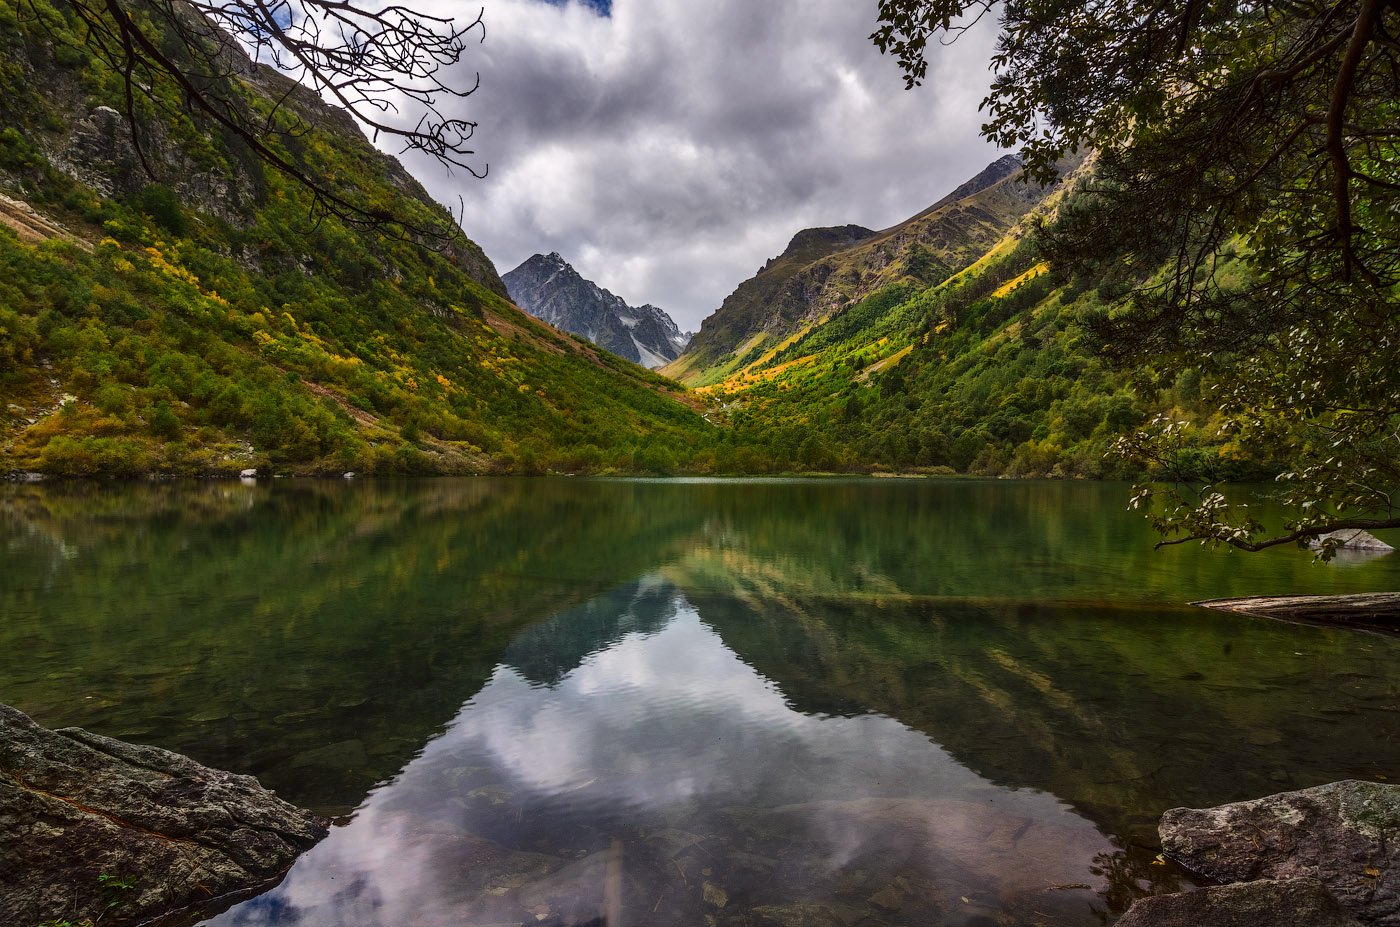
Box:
[2,478,1398,926]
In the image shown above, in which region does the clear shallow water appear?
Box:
[2,478,1398,926]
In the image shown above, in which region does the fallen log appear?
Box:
[1193,592,1400,634]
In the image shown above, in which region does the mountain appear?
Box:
[0,0,1249,480]
[663,154,1057,386]
[503,253,690,369]
[0,0,710,476]
[688,152,1256,481]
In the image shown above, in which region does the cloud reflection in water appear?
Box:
[209,583,1114,926]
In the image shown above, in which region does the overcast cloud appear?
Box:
[398,0,1002,331]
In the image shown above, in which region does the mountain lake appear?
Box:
[3,477,1397,926]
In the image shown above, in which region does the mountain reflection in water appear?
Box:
[6,479,1397,926]
[210,581,1118,927]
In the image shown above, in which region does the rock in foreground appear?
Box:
[0,703,326,926]
[1116,879,1363,927]
[1160,780,1400,926]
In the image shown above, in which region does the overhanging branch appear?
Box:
[1155,516,1400,551]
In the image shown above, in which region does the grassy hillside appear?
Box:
[0,0,1266,481]
[665,155,1055,387]
[0,0,711,476]
[699,169,1263,480]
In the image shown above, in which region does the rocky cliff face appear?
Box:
[504,252,691,368]
[0,13,506,297]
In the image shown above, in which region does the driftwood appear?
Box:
[1194,592,1400,633]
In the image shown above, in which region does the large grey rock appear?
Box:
[1308,529,1395,552]
[1161,780,1400,925]
[1117,879,1363,927]
[0,703,326,927]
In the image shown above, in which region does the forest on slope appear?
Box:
[0,0,709,476]
[1,0,1388,500]
[672,157,1256,481]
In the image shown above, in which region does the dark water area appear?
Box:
[2,478,1397,926]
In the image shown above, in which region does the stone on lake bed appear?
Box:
[1160,780,1400,925]
[1116,879,1363,927]
[188,709,231,722]
[0,702,326,927]
[288,738,367,770]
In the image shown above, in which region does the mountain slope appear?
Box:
[698,157,1257,480]
[0,0,711,475]
[503,252,690,369]
[665,154,1054,386]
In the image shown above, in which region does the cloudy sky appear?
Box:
[399,0,1002,331]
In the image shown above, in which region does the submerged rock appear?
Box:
[1117,879,1362,927]
[0,703,327,927]
[1160,780,1400,925]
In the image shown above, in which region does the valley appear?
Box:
[1,2,1397,926]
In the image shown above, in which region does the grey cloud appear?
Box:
[399,0,1001,330]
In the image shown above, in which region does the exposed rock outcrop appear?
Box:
[0,191,89,249]
[1156,781,1400,926]
[0,703,326,927]
[1116,879,1363,927]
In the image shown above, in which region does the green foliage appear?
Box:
[131,184,186,236]
[97,872,136,903]
[706,198,1257,480]
[0,0,723,476]
[872,0,1400,547]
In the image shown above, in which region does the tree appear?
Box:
[874,0,1400,555]
[21,0,485,231]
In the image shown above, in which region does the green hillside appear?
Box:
[0,0,711,476]
[0,0,1270,482]
[664,154,1059,387]
[702,169,1261,480]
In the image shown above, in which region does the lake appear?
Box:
[3,478,1397,926]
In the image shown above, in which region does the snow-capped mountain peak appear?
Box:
[503,253,692,369]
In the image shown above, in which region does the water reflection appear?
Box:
[211,582,1118,927]
[3,478,1397,925]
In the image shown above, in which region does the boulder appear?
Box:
[0,703,326,926]
[1161,780,1400,925]
[1308,529,1395,552]
[1117,879,1362,927]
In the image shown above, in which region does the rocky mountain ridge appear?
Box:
[666,153,1061,385]
[504,252,691,369]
